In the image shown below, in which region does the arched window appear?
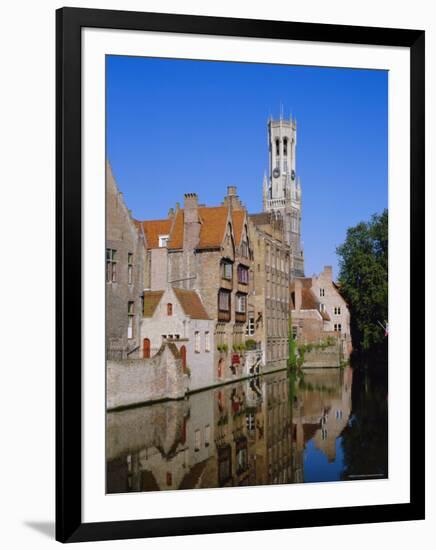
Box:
[275,139,280,156]
[283,138,288,155]
[167,303,173,316]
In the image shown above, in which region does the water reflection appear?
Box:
[106,365,387,492]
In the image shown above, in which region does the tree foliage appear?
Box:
[336,210,388,352]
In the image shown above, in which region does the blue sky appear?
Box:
[107,56,387,277]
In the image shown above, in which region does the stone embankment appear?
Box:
[107,343,188,410]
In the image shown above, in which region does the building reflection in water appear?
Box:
[107,367,354,492]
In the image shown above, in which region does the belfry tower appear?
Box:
[263,115,304,277]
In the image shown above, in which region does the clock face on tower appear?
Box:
[273,168,280,178]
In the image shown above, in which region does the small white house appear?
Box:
[141,286,215,392]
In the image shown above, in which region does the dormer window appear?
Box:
[158,234,169,247]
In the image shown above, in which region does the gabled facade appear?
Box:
[137,186,254,383]
[141,286,215,391]
[290,266,352,359]
[106,162,145,359]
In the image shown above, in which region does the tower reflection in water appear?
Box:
[106,367,357,492]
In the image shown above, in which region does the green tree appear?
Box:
[336,210,388,352]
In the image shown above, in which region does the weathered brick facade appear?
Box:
[137,187,254,382]
[290,266,352,362]
[248,212,292,369]
[106,162,145,359]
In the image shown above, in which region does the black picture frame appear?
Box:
[56,7,425,543]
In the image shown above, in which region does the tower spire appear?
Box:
[263,112,304,277]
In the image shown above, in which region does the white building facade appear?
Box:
[141,286,215,392]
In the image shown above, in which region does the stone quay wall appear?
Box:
[107,343,188,410]
[302,344,342,368]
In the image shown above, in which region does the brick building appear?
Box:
[248,212,292,369]
[136,186,253,381]
[106,162,145,359]
[290,266,352,359]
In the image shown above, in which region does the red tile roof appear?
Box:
[173,288,210,320]
[143,291,164,317]
[290,282,331,321]
[231,210,246,245]
[167,206,230,250]
[137,219,172,249]
[143,288,210,320]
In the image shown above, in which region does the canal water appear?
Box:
[107,365,388,493]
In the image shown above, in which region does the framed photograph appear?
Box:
[56,7,425,543]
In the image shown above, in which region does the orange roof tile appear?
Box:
[173,288,210,320]
[138,219,172,249]
[232,210,246,245]
[143,291,164,317]
[290,281,331,321]
[167,206,229,250]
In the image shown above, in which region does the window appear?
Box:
[283,137,288,155]
[205,425,211,447]
[167,303,173,316]
[292,326,298,340]
[320,288,325,297]
[158,235,169,247]
[194,331,200,353]
[237,265,249,285]
[246,312,255,336]
[222,261,233,280]
[106,249,117,283]
[321,428,328,441]
[218,290,230,311]
[127,253,133,284]
[236,294,247,313]
[194,429,201,452]
[275,138,280,156]
[320,303,325,312]
[334,323,342,333]
[127,301,134,339]
[205,331,210,352]
[240,240,249,258]
[334,306,341,315]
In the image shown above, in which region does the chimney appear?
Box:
[168,207,174,219]
[294,279,302,311]
[183,193,200,251]
[184,193,199,223]
[227,185,237,196]
[324,266,333,281]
